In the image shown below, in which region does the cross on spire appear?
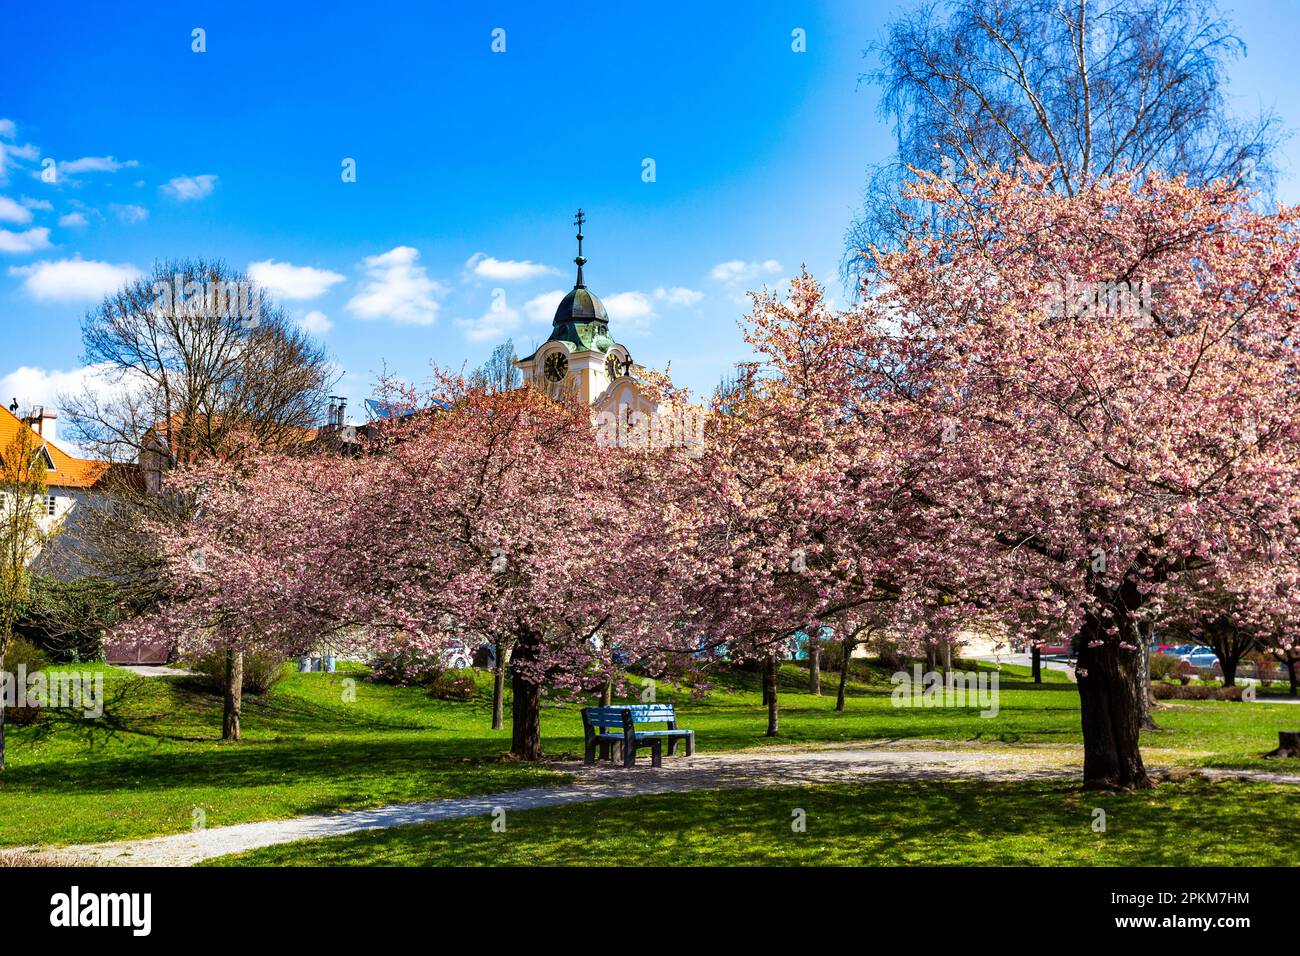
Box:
[573,208,587,288]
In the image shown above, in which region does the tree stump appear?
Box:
[1263,731,1300,759]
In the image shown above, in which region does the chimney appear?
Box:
[23,405,57,444]
[336,398,347,428]
[326,398,338,431]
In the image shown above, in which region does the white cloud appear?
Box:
[604,290,657,332]
[0,362,140,456]
[111,203,148,224]
[0,227,51,254]
[0,196,32,224]
[456,289,521,343]
[710,259,783,283]
[0,141,39,182]
[524,288,566,323]
[6,143,40,162]
[8,257,141,302]
[58,212,88,228]
[345,246,446,325]
[162,173,218,201]
[0,363,112,413]
[655,286,704,307]
[248,259,346,301]
[21,197,52,211]
[0,120,15,139]
[298,310,333,335]
[464,253,557,281]
[60,156,138,175]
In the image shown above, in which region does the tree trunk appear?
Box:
[1136,620,1157,730]
[0,650,6,771]
[222,645,243,741]
[491,643,505,731]
[808,634,821,695]
[510,635,543,760]
[1289,658,1298,698]
[765,655,779,736]
[1219,655,1239,688]
[836,639,851,712]
[1264,731,1300,759]
[925,644,937,672]
[760,659,771,706]
[1031,645,1042,684]
[1075,612,1151,790]
[600,673,613,707]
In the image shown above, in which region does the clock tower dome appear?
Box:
[515,210,633,403]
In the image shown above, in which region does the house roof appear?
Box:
[0,404,110,489]
[143,413,321,463]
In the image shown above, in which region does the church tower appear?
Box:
[515,210,633,403]
[516,211,700,455]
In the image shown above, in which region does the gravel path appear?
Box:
[11,741,1296,867]
[11,744,1082,867]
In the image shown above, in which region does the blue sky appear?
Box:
[2,0,1299,438]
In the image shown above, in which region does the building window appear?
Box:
[46,495,57,517]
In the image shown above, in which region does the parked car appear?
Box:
[441,643,473,670]
[1178,647,1221,672]
[1037,641,1073,657]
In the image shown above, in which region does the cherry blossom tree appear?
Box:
[1164,557,1300,688]
[362,379,699,759]
[122,372,703,755]
[689,270,1015,735]
[821,164,1300,788]
[113,450,372,739]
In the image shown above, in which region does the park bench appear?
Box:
[580,704,696,768]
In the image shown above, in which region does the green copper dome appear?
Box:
[520,209,621,361]
[552,285,608,325]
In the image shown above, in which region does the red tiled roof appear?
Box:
[0,404,110,489]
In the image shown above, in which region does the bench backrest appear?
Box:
[582,704,677,734]
[624,704,677,725]
[583,707,631,731]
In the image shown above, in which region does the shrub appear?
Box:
[1,637,49,725]
[1149,653,1181,682]
[819,640,849,671]
[1162,659,1199,684]
[875,643,910,673]
[1152,682,1243,701]
[14,575,118,663]
[818,643,880,684]
[3,636,49,674]
[369,649,446,687]
[186,649,287,696]
[428,671,477,701]
[1245,651,1282,682]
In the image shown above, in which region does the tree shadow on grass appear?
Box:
[212,778,1298,867]
[0,735,560,801]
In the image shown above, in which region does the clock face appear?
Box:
[606,353,622,380]
[543,351,569,383]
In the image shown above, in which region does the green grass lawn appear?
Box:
[0,666,564,847]
[207,777,1299,867]
[0,658,1294,849]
